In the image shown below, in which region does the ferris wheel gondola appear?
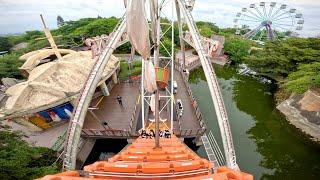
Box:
[234,2,304,41]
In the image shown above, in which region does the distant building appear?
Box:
[175,35,229,70]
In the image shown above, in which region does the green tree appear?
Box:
[196,21,219,38]
[0,37,12,51]
[0,130,58,180]
[219,28,236,35]
[7,35,27,47]
[0,53,24,79]
[24,31,43,40]
[245,38,320,78]
[71,17,118,38]
[57,15,65,27]
[159,37,174,57]
[283,62,320,93]
[243,38,320,94]
[224,37,251,63]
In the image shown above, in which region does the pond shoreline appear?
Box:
[277,90,320,144]
[189,65,320,179]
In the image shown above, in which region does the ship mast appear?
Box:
[40,14,62,59]
[150,0,161,149]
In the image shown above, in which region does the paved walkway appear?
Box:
[83,82,140,131]
[174,70,201,130]
[3,120,68,148]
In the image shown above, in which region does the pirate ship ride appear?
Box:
[39,0,252,179]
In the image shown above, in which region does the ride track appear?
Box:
[62,0,237,171]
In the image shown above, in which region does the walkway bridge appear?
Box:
[62,0,237,171]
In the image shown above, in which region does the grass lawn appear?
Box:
[119,60,142,79]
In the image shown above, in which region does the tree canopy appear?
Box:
[1,16,318,95]
[0,53,24,79]
[0,129,58,180]
[244,38,320,94]
[283,62,320,94]
[224,37,252,63]
[0,37,12,52]
[57,15,65,27]
[196,21,219,38]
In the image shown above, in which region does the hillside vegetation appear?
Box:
[0,16,319,94]
[244,38,320,94]
[0,129,58,180]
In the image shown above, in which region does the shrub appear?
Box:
[0,53,24,79]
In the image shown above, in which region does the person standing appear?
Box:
[117,95,123,107]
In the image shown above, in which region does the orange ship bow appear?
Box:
[41,136,252,180]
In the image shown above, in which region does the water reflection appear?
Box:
[189,66,320,179]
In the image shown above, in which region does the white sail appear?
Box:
[143,60,157,93]
[126,0,150,59]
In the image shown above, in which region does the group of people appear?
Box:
[139,129,171,139]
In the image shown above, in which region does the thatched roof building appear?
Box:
[0,50,120,119]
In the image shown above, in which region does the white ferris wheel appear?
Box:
[234,2,304,41]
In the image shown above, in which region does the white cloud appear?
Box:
[192,0,320,37]
[0,0,319,37]
[0,0,125,34]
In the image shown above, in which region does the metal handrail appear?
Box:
[177,66,206,130]
[82,128,132,137]
[128,93,140,132]
[208,131,226,166]
[51,129,67,152]
[174,128,205,137]
[201,133,219,170]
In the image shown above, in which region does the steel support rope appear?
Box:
[247,9,264,21]
[241,14,264,22]
[269,8,282,20]
[268,6,275,19]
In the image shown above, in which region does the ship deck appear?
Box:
[82,82,140,138]
[81,69,205,139]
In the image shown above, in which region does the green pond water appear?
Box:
[189,66,320,179]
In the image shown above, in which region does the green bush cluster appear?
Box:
[119,60,142,79]
[196,21,219,38]
[244,38,320,94]
[0,53,24,80]
[224,37,252,63]
[0,37,12,51]
[0,130,58,180]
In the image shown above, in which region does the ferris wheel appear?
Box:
[234,2,304,41]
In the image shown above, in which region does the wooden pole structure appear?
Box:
[40,14,62,59]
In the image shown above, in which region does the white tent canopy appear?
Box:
[19,49,76,73]
[0,50,119,118]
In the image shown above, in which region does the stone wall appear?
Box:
[277,90,320,142]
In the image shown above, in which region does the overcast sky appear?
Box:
[0,0,319,37]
